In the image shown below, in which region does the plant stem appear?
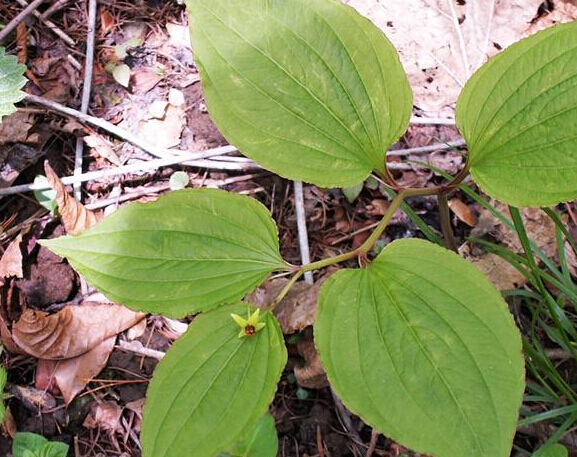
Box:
[438,192,457,252]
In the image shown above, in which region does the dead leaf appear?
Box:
[448,198,477,227]
[294,328,329,389]
[84,134,122,166]
[126,318,147,341]
[13,303,145,359]
[0,234,24,282]
[345,0,544,114]
[529,0,577,32]
[166,23,192,49]
[53,336,116,404]
[1,407,17,438]
[131,70,163,93]
[44,161,99,235]
[0,112,35,145]
[247,277,326,334]
[8,384,57,412]
[83,401,123,432]
[35,359,61,396]
[470,252,527,290]
[138,103,186,149]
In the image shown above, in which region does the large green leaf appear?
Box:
[217,413,278,457]
[0,47,26,122]
[315,239,525,457]
[142,303,286,457]
[456,22,577,207]
[187,0,412,187]
[41,189,286,317]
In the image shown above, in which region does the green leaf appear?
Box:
[187,0,412,187]
[533,444,568,457]
[342,181,364,203]
[0,366,6,424]
[12,432,69,457]
[0,47,27,123]
[456,22,577,207]
[112,64,131,88]
[142,303,286,457]
[218,413,278,457]
[41,189,286,317]
[33,175,58,213]
[315,238,525,457]
[169,171,190,190]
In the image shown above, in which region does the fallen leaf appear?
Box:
[12,303,145,359]
[112,64,131,88]
[345,0,544,114]
[0,234,24,282]
[448,198,477,227]
[8,384,57,412]
[529,0,577,32]
[53,336,116,404]
[44,161,99,235]
[247,277,326,334]
[125,318,147,341]
[294,328,329,389]
[138,104,185,149]
[83,401,123,432]
[84,134,122,166]
[166,23,192,49]
[1,406,17,438]
[35,359,61,396]
[470,252,527,290]
[0,112,34,145]
[147,100,168,119]
[131,70,163,94]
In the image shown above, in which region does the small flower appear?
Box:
[231,308,266,338]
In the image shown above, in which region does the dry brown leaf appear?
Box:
[9,384,57,412]
[53,336,116,404]
[83,401,123,432]
[345,0,544,114]
[84,134,122,166]
[247,277,326,334]
[126,318,147,341]
[44,161,99,235]
[470,252,527,290]
[1,406,17,438]
[0,112,34,145]
[131,70,163,94]
[294,328,329,389]
[0,234,24,282]
[448,198,477,227]
[13,303,145,359]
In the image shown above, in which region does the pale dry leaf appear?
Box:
[294,328,329,389]
[166,23,192,49]
[528,0,577,32]
[344,0,544,114]
[12,302,145,359]
[0,233,23,282]
[131,70,163,94]
[53,336,116,404]
[44,161,99,235]
[138,104,185,149]
[125,318,147,341]
[247,277,326,334]
[84,134,122,166]
[83,401,123,432]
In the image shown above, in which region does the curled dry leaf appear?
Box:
[44,161,99,235]
[83,134,122,166]
[83,401,123,432]
[0,233,24,283]
[247,276,326,334]
[294,328,329,389]
[448,198,477,227]
[12,303,145,359]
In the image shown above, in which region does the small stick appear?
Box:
[73,0,98,200]
[0,146,242,197]
[14,0,76,48]
[446,0,471,79]
[409,116,456,125]
[116,340,165,360]
[365,429,379,457]
[40,0,69,20]
[294,181,314,284]
[0,0,47,44]
[388,139,465,156]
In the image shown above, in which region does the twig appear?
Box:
[388,139,466,156]
[73,0,97,200]
[409,116,456,125]
[25,94,208,159]
[14,0,76,48]
[0,0,47,44]
[446,0,471,79]
[294,181,313,284]
[0,146,242,197]
[40,0,69,20]
[365,429,379,457]
[116,340,165,360]
[331,389,363,451]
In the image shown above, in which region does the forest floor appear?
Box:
[1,1,577,456]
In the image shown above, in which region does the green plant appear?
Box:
[0,47,26,122]
[12,432,69,457]
[40,1,577,457]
